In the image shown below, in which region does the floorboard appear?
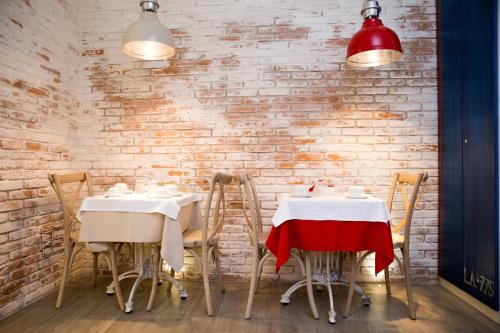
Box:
[0,278,498,333]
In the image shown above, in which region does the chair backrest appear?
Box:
[48,172,93,243]
[387,172,428,249]
[202,172,238,246]
[238,173,262,249]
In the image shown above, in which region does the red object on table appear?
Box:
[266,219,394,275]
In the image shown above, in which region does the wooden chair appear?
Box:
[240,173,305,319]
[186,172,232,316]
[149,172,232,316]
[48,172,124,310]
[356,171,428,319]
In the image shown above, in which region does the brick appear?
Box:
[0,181,23,191]
[0,200,23,213]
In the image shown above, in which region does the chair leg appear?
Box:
[101,252,112,271]
[305,251,320,319]
[384,267,392,295]
[93,253,99,288]
[55,242,75,309]
[254,251,272,294]
[401,247,416,319]
[147,245,160,311]
[214,246,225,294]
[203,246,214,316]
[253,251,261,296]
[343,251,358,318]
[109,243,125,310]
[166,268,175,292]
[244,248,260,319]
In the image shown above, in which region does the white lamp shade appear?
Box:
[122,12,175,60]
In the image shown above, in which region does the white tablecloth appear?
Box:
[272,195,391,227]
[78,193,204,271]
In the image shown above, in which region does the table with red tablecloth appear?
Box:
[266,219,394,274]
[266,194,394,322]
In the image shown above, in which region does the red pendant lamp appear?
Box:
[347,0,403,68]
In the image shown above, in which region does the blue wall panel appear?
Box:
[438,0,463,288]
[438,0,499,310]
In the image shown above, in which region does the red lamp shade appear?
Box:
[347,17,403,68]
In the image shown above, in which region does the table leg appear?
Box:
[281,250,370,322]
[343,251,358,317]
[146,245,160,311]
[109,243,125,310]
[106,243,140,295]
[125,243,146,313]
[305,251,320,319]
[325,252,336,324]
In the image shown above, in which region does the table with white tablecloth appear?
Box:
[272,194,391,227]
[78,192,203,271]
[77,192,204,312]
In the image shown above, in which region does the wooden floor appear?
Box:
[1,277,498,333]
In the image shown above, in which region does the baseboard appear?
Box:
[439,277,500,324]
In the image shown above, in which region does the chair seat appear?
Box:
[392,233,404,248]
[183,229,219,248]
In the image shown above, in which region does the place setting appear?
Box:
[146,183,183,199]
[104,183,134,197]
[287,181,371,200]
[97,181,189,203]
[344,185,370,199]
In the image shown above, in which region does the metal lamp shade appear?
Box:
[346,18,402,68]
[122,12,175,60]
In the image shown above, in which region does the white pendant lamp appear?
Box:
[122,0,175,60]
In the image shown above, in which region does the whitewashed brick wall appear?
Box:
[0,0,438,317]
[78,0,438,282]
[0,0,89,318]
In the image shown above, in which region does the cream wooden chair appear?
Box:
[48,172,124,310]
[148,172,232,316]
[185,172,232,316]
[356,171,427,319]
[240,173,305,319]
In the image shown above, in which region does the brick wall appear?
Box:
[0,0,88,318]
[79,0,438,281]
[0,0,438,317]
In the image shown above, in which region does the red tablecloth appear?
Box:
[266,219,394,275]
